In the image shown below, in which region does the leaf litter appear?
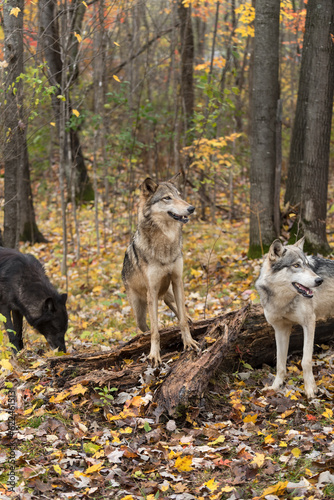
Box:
[0,200,333,499]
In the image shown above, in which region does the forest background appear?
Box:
[1,0,334,499]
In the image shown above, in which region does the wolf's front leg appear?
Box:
[269,322,291,391]
[147,287,161,367]
[302,319,317,399]
[172,275,198,352]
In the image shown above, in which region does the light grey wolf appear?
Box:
[122,173,198,366]
[255,237,333,398]
[0,247,68,352]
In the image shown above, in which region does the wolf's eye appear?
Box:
[163,196,172,201]
[293,263,301,268]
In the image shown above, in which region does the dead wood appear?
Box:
[49,303,334,416]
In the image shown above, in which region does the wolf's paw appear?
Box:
[262,378,284,393]
[184,337,200,352]
[148,351,162,367]
[304,383,318,400]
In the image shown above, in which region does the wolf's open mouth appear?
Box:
[168,212,189,224]
[292,282,313,298]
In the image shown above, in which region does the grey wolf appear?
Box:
[255,237,333,398]
[0,247,68,352]
[122,173,198,366]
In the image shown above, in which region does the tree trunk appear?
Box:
[248,0,280,258]
[178,0,194,137]
[3,0,24,248]
[49,303,334,416]
[3,0,45,247]
[39,0,94,202]
[19,142,48,243]
[287,0,334,254]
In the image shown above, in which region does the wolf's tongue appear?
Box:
[293,282,313,298]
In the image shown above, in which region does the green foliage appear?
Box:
[94,386,118,406]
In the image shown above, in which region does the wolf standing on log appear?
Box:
[122,173,198,366]
[0,247,68,353]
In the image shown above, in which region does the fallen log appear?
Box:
[49,303,334,415]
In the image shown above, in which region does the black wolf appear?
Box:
[0,247,68,352]
[122,173,198,366]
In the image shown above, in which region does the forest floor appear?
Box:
[0,185,334,500]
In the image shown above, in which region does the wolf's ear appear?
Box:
[169,172,182,188]
[294,236,305,250]
[60,293,67,305]
[43,297,56,313]
[268,239,285,262]
[140,178,158,197]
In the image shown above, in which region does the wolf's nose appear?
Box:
[315,277,323,287]
[187,205,195,214]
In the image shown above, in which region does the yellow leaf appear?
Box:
[50,390,70,403]
[74,470,88,478]
[261,481,288,497]
[82,1,88,6]
[24,404,36,415]
[72,109,80,117]
[120,496,135,500]
[251,453,265,468]
[85,462,104,474]
[279,441,288,447]
[74,32,82,43]
[190,268,202,278]
[243,414,257,424]
[210,435,225,445]
[220,486,234,493]
[50,122,56,127]
[322,408,333,419]
[204,478,219,492]
[70,384,88,395]
[264,434,275,444]
[1,359,12,371]
[114,41,120,46]
[291,447,301,458]
[119,427,133,434]
[174,455,193,471]
[10,7,21,17]
[113,75,121,82]
[53,464,62,475]
[205,336,216,344]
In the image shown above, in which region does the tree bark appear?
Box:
[19,142,48,243]
[39,0,94,202]
[3,0,45,247]
[296,0,334,254]
[49,303,334,416]
[3,0,24,248]
[178,0,194,136]
[248,0,280,258]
